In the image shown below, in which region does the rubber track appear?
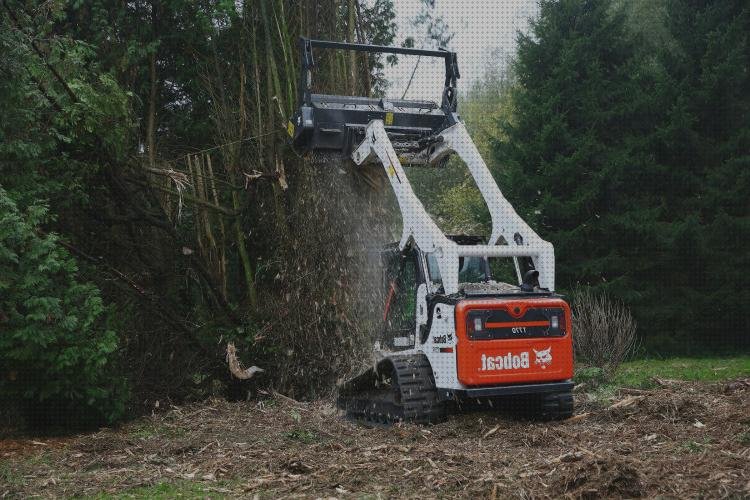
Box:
[338,354,445,425]
[541,391,574,420]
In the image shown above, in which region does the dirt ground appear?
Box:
[1,379,749,499]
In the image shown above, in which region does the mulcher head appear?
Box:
[287,38,461,166]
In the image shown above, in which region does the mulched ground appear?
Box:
[1,379,749,499]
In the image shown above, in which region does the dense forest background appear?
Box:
[1,0,748,428]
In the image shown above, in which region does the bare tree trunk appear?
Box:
[260,0,290,239]
[205,154,228,299]
[347,0,357,94]
[233,191,258,310]
[147,51,158,167]
[249,6,264,159]
[186,154,206,258]
[354,0,371,95]
[236,50,259,309]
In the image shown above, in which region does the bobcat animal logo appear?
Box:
[533,347,552,369]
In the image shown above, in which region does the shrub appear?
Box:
[0,188,127,429]
[571,286,638,376]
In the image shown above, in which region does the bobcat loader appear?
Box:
[288,38,574,424]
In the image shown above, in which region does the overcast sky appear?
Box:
[382,0,538,102]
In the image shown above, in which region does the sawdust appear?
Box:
[266,161,397,398]
[1,379,748,498]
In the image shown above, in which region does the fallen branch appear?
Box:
[607,395,644,410]
[272,390,306,407]
[226,342,264,380]
[618,387,654,396]
[565,412,590,423]
[126,177,238,217]
[652,377,681,387]
[2,1,79,104]
[482,425,500,439]
[243,170,280,189]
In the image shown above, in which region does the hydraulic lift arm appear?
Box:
[352,120,555,294]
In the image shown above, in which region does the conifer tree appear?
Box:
[496,0,749,351]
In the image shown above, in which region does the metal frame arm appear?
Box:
[435,123,555,288]
[352,120,556,294]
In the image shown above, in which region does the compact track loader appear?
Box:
[288,38,574,424]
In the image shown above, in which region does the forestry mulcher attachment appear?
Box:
[289,39,574,424]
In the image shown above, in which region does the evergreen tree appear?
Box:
[495,0,749,351]
[651,0,750,349]
[496,0,661,295]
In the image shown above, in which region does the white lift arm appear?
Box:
[352,120,555,294]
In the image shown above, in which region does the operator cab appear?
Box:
[379,235,550,352]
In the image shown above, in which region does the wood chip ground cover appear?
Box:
[1,380,748,499]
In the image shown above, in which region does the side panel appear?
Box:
[422,304,462,389]
[455,298,574,386]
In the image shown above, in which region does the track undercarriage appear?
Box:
[337,355,445,425]
[337,354,574,425]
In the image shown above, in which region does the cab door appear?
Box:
[381,247,421,350]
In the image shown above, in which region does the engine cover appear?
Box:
[454,298,574,386]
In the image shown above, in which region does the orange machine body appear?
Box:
[455,297,574,386]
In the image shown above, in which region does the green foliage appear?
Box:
[3,0,401,425]
[574,366,606,387]
[86,480,234,499]
[681,437,712,453]
[438,181,490,235]
[0,6,133,428]
[0,188,127,426]
[403,0,454,50]
[611,356,750,388]
[0,462,24,488]
[359,0,398,93]
[407,67,512,237]
[494,0,750,351]
[283,428,319,444]
[62,71,133,157]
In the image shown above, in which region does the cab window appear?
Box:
[383,250,419,349]
[426,253,488,284]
